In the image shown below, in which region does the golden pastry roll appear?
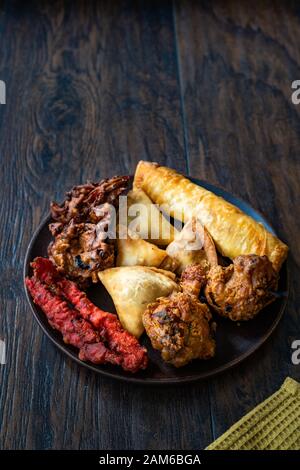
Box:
[133,161,288,272]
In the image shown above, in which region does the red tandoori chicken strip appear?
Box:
[25,276,121,366]
[58,279,148,372]
[26,257,148,373]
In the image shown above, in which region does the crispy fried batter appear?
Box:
[205,254,278,321]
[142,265,215,367]
[48,176,130,286]
[143,291,215,367]
[180,264,207,297]
[48,219,114,287]
[50,176,130,232]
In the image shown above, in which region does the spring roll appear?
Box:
[133,161,288,272]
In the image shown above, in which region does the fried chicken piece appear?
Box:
[143,292,215,367]
[166,217,218,274]
[143,265,215,368]
[205,254,279,321]
[48,176,130,286]
[180,264,207,296]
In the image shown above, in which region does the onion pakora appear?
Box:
[48,176,129,287]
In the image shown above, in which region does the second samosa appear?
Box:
[98,266,179,337]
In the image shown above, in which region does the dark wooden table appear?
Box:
[0,0,299,450]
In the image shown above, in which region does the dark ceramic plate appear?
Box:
[24,178,288,384]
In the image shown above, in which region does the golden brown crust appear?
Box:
[180,264,207,297]
[166,217,218,274]
[127,187,178,246]
[134,161,288,271]
[98,266,179,337]
[116,226,178,272]
[142,291,215,367]
[205,255,279,321]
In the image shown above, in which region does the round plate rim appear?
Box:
[23,177,289,385]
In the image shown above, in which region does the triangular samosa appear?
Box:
[124,188,178,246]
[116,226,178,272]
[98,266,179,337]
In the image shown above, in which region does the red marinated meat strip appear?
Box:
[25,276,121,366]
[27,257,148,373]
[58,278,148,371]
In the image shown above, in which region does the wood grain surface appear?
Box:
[0,0,299,450]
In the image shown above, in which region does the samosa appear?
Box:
[98,266,179,337]
[125,188,178,246]
[116,225,178,272]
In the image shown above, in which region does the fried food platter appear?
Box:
[24,164,288,384]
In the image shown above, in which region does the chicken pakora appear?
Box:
[143,265,215,367]
[205,254,278,321]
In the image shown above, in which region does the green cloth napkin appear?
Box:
[206,377,300,450]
